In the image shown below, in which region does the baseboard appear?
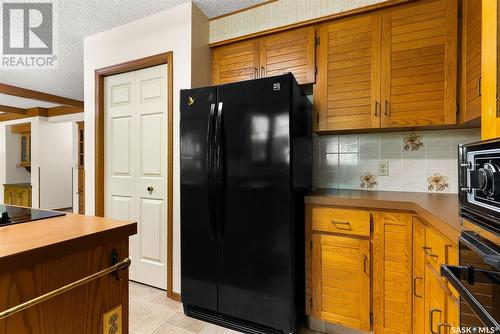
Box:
[170,292,181,302]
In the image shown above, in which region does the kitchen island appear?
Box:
[0,210,136,334]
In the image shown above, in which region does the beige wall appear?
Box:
[209,0,389,43]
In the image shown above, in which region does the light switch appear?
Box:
[378,161,389,176]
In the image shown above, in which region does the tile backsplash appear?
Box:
[313,129,480,193]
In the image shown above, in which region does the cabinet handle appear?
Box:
[478,76,482,97]
[374,101,380,117]
[254,67,258,79]
[429,308,442,334]
[438,322,452,334]
[413,276,423,298]
[363,255,368,274]
[384,100,391,117]
[331,220,352,230]
[261,66,266,78]
[423,246,439,258]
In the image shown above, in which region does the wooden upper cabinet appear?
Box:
[380,0,458,128]
[311,234,371,331]
[461,0,482,123]
[212,40,260,85]
[314,14,381,131]
[373,213,413,334]
[212,27,316,85]
[260,26,316,84]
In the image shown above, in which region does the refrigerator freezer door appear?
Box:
[217,76,294,332]
[180,87,219,312]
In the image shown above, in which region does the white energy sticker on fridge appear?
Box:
[273,83,280,91]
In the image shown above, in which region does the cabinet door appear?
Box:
[446,244,460,330]
[260,26,315,84]
[20,134,28,164]
[373,213,412,334]
[425,267,447,334]
[4,189,12,205]
[413,218,426,334]
[311,234,371,331]
[380,0,458,127]
[460,0,482,123]
[212,40,260,85]
[314,14,381,131]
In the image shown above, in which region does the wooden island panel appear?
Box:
[0,213,136,334]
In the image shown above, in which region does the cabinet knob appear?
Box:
[147,186,154,193]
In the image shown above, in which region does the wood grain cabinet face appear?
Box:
[380,0,458,128]
[314,14,381,131]
[311,233,371,331]
[312,207,371,237]
[212,27,316,86]
[460,0,482,123]
[212,40,260,85]
[373,212,413,334]
[259,27,316,85]
[3,186,32,207]
[413,218,426,334]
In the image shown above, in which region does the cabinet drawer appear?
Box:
[312,207,370,236]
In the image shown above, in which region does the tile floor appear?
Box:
[129,281,365,334]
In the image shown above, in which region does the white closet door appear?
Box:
[104,64,167,289]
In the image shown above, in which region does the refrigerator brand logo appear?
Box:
[187,96,195,106]
[1,1,58,69]
[273,83,281,91]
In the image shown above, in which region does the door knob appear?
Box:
[147,186,154,193]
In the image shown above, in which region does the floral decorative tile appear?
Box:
[427,173,449,192]
[360,172,377,189]
[403,133,424,151]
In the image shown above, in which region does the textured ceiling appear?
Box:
[0,0,267,105]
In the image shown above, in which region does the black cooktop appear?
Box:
[0,205,66,227]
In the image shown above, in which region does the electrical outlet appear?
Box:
[378,161,389,176]
[103,304,122,334]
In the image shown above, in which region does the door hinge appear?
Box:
[310,240,313,251]
[370,213,374,233]
[310,297,313,307]
[370,312,373,325]
[316,113,319,124]
[458,6,462,19]
[315,36,320,46]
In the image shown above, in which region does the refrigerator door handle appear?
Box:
[206,103,217,240]
[214,102,225,240]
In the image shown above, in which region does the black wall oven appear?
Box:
[444,138,500,332]
[441,231,499,330]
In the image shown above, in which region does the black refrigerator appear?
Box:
[180,73,312,334]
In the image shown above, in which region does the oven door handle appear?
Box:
[484,254,500,270]
[441,264,500,328]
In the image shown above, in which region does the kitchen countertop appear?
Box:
[0,212,137,260]
[305,189,462,241]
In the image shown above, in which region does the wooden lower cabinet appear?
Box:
[306,205,459,334]
[3,184,32,207]
[373,212,413,334]
[311,233,371,331]
[413,218,426,334]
